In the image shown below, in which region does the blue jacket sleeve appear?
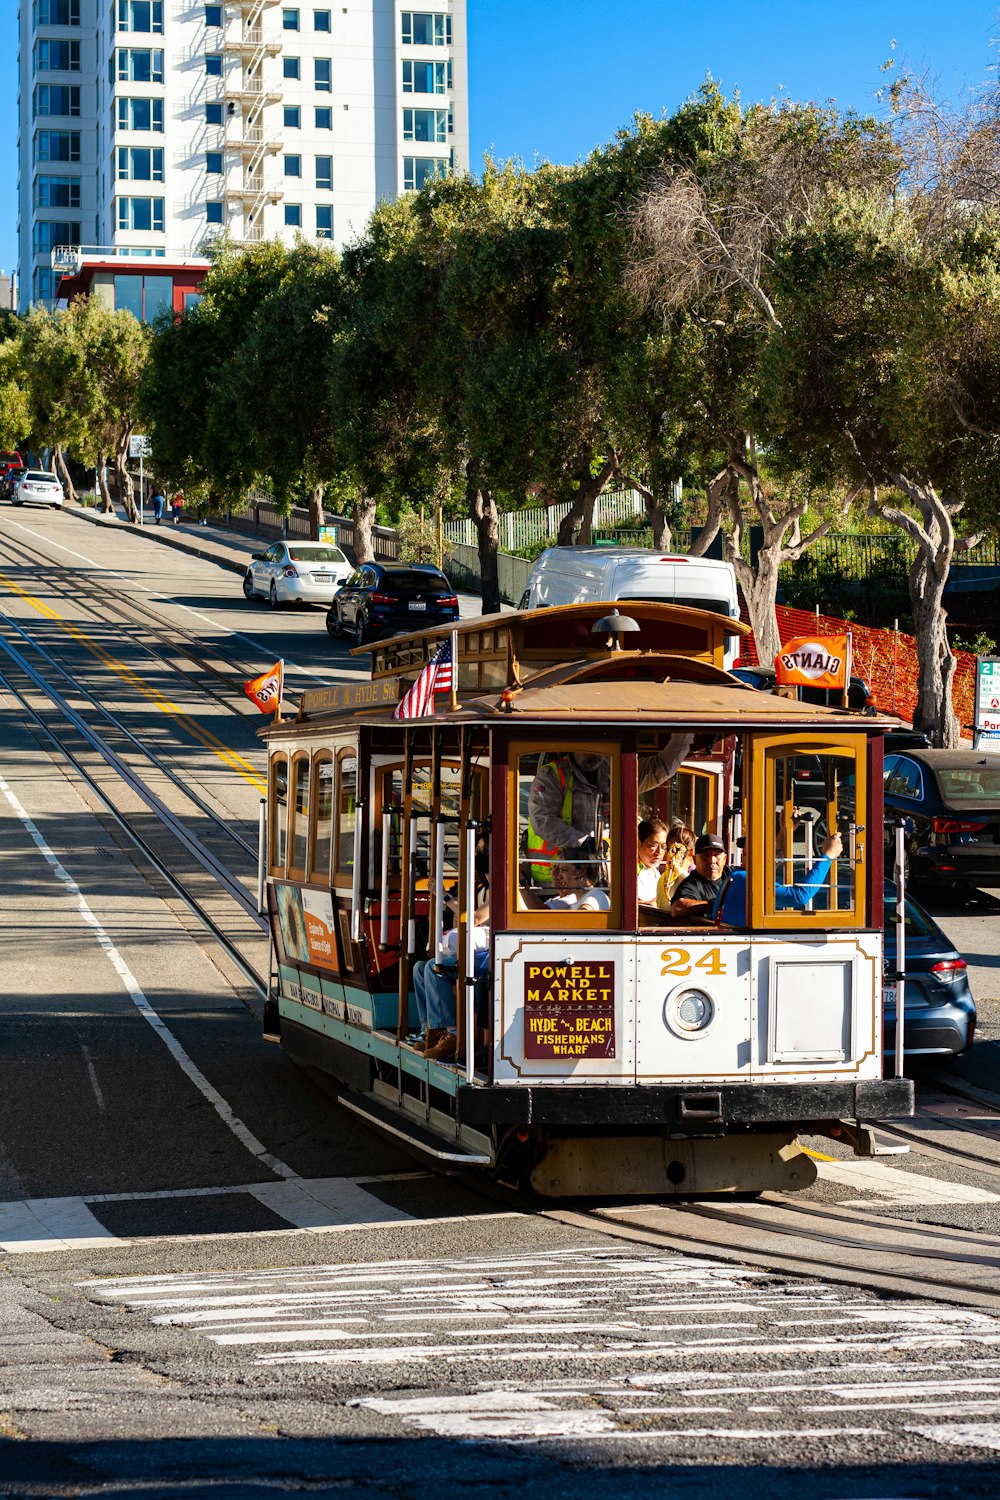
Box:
[775,856,833,910]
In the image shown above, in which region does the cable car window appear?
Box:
[374,767,404,881]
[269,752,288,874]
[310,754,333,883]
[517,746,614,915]
[289,753,310,878]
[749,736,867,928]
[335,752,357,877]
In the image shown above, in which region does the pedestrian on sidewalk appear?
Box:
[152,490,165,525]
[169,490,184,525]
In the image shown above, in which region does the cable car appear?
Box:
[258,600,913,1196]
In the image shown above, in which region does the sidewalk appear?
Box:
[69,502,491,618]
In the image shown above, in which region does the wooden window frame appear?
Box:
[332,745,359,888]
[287,751,310,883]
[307,750,333,886]
[268,751,288,875]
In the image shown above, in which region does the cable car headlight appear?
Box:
[664,985,717,1039]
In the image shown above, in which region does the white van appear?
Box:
[518,547,741,665]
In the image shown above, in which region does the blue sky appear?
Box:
[2,0,997,282]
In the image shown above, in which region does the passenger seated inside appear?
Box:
[520,856,611,912]
[662,823,695,895]
[411,844,490,1064]
[669,833,729,922]
[637,818,670,905]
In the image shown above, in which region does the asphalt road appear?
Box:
[3,503,1000,1497]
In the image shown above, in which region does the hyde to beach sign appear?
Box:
[523,961,616,1059]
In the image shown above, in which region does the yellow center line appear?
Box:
[1,573,267,791]
[801,1146,840,1162]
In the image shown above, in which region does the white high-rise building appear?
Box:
[18,1,469,312]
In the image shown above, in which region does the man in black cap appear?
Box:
[670,833,728,922]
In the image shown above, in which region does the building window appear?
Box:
[314,9,331,29]
[402,107,447,144]
[283,56,300,79]
[316,204,332,238]
[205,53,223,76]
[34,268,56,302]
[32,220,81,254]
[35,176,81,209]
[35,130,81,162]
[403,156,447,191]
[314,58,331,91]
[116,0,164,32]
[204,150,224,175]
[314,106,332,129]
[113,273,173,322]
[401,11,451,45]
[34,40,81,71]
[315,155,332,189]
[116,96,164,131]
[117,145,165,181]
[205,100,223,125]
[402,59,450,94]
[283,105,301,127]
[116,49,165,83]
[34,86,82,118]
[204,3,223,24]
[282,7,300,27]
[117,196,165,232]
[284,153,302,177]
[206,200,224,224]
[34,0,81,23]
[284,203,302,226]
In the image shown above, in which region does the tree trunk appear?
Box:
[353,493,376,564]
[625,475,672,550]
[116,451,137,522]
[53,444,77,504]
[909,545,959,747]
[308,482,325,539]
[97,452,114,513]
[731,544,782,669]
[688,469,731,558]
[555,457,616,546]
[469,466,499,615]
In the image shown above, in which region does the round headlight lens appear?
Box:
[665,986,716,1036]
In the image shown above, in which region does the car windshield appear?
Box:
[24,470,57,482]
[936,765,1000,803]
[287,546,346,563]
[383,570,448,594]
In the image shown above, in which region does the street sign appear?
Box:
[129,434,152,458]
[973,658,1000,749]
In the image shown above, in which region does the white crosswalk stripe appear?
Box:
[80,1246,1000,1456]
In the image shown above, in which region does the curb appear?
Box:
[71,503,251,577]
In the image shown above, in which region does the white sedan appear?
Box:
[242,541,353,608]
[11,469,64,507]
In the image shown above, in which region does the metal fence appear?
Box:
[442,487,648,554]
[212,500,399,561]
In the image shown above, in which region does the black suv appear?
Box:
[327,562,460,645]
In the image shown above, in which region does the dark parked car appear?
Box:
[883,748,1000,894]
[883,880,976,1057]
[883,729,932,755]
[327,563,459,645]
[732,662,873,712]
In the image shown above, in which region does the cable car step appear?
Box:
[338,1091,494,1165]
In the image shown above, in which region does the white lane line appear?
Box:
[0,773,296,1184]
[816,1159,1000,1204]
[8,517,335,678]
[248,1177,412,1229]
[0,1196,123,1252]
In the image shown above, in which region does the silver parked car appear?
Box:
[11,469,64,508]
[242,541,353,609]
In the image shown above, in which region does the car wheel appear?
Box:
[354,613,368,646]
[269,581,281,610]
[242,570,256,600]
[326,607,342,639]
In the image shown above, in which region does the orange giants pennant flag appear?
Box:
[774,634,850,690]
[244,659,284,715]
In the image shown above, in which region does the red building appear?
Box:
[53,247,209,322]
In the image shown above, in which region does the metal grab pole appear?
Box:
[464,822,477,1084]
[406,815,418,957]
[894,821,907,1077]
[350,799,364,942]
[257,797,266,914]
[432,817,445,960]
[379,809,392,949]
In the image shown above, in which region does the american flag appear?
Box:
[393,639,453,720]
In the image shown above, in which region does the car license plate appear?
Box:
[313,572,331,580]
[408,601,427,611]
[883,984,897,1005]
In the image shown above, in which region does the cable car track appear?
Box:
[0,622,268,1001]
